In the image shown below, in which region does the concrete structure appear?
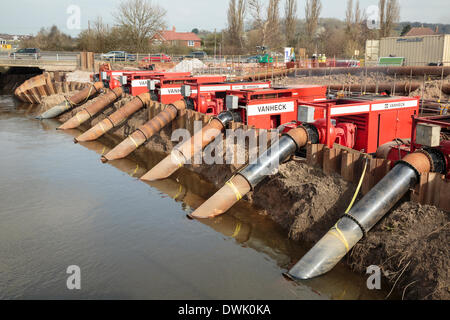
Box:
[366,34,450,66]
[0,52,92,72]
[0,57,78,71]
[152,27,201,48]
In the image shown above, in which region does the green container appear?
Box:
[259,54,273,63]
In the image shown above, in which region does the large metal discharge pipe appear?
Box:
[189,126,309,219]
[100,100,187,163]
[74,92,152,143]
[140,111,238,181]
[286,151,432,280]
[58,87,124,130]
[37,81,104,119]
[328,82,421,94]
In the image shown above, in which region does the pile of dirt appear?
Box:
[249,160,355,243]
[409,80,449,101]
[65,70,92,83]
[170,59,206,72]
[349,201,449,300]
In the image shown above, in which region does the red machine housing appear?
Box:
[115,71,192,96]
[184,81,272,115]
[382,115,450,178]
[153,76,227,104]
[226,86,328,129]
[295,96,420,153]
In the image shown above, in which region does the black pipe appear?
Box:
[287,161,419,280]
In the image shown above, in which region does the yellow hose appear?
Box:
[345,157,369,214]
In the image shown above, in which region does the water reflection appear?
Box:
[0,95,388,300]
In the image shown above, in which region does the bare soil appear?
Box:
[350,201,449,300]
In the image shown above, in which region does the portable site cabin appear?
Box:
[365,34,450,66]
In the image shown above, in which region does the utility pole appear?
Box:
[214,28,217,63]
[221,31,224,58]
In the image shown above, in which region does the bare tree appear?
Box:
[226,0,246,53]
[248,0,267,45]
[344,0,364,57]
[379,0,386,36]
[378,0,399,38]
[114,0,166,52]
[304,0,322,54]
[384,0,400,36]
[305,0,322,45]
[345,0,353,29]
[248,0,282,49]
[284,0,297,47]
[266,0,282,48]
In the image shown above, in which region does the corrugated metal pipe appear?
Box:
[74,92,152,143]
[36,81,104,119]
[292,66,450,77]
[140,110,239,181]
[328,82,421,94]
[100,100,187,162]
[58,87,123,130]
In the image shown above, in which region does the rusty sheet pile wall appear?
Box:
[15,73,90,104]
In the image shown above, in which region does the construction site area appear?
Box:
[0,0,449,305]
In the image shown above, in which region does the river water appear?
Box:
[0,94,385,299]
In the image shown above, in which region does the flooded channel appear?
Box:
[0,94,386,299]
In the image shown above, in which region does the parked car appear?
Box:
[184,51,208,60]
[101,51,136,62]
[141,54,172,63]
[9,48,41,59]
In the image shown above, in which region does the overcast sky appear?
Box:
[0,0,448,36]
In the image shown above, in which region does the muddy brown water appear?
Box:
[0,94,386,299]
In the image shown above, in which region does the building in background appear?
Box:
[365,34,450,66]
[152,27,201,48]
[404,27,437,37]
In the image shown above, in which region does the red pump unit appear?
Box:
[290,96,420,153]
[379,115,450,178]
[151,75,227,104]
[108,71,192,96]
[225,86,327,129]
[182,81,272,115]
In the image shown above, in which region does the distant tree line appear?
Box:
[21,25,76,51]
[223,0,402,58]
[19,0,449,59]
[22,0,166,53]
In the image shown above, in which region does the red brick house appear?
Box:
[152,27,202,48]
[404,27,437,37]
